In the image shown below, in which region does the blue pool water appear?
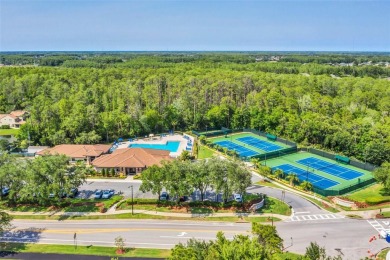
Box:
[128,141,180,152]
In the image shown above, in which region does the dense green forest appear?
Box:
[0,53,390,165]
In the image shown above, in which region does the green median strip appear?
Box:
[10,213,280,223]
[0,242,170,258]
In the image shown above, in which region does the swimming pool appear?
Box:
[128,141,180,152]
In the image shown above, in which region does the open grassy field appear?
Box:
[346,184,389,202]
[0,128,19,135]
[0,242,170,258]
[198,145,214,159]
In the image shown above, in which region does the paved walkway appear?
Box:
[5,208,289,220]
[86,177,141,183]
[0,252,160,260]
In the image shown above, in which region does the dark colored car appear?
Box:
[160,192,169,201]
[179,196,188,202]
[94,190,103,199]
[67,188,79,198]
[2,187,10,196]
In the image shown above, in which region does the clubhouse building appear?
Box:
[91,148,172,175]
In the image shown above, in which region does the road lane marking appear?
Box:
[177,232,187,237]
[5,227,249,235]
[160,236,221,239]
[12,221,240,227]
[294,211,310,214]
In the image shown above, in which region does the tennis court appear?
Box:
[237,136,282,152]
[297,157,363,180]
[214,140,259,157]
[272,164,339,189]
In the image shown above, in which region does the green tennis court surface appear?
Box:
[266,151,374,193]
[210,132,290,157]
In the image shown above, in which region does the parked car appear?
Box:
[234,194,243,203]
[179,196,188,202]
[2,187,10,196]
[160,192,169,201]
[49,190,66,199]
[94,190,103,199]
[67,188,78,198]
[102,189,114,199]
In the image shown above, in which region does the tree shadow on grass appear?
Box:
[0,227,44,257]
[379,188,390,196]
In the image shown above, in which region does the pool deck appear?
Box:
[115,134,191,158]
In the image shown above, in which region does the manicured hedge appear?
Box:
[365,196,390,205]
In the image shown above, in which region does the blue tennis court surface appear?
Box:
[237,136,282,152]
[297,157,363,180]
[214,141,259,157]
[272,164,339,189]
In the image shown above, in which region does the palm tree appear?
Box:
[286,173,299,186]
[274,169,284,179]
[300,181,313,191]
[250,158,261,169]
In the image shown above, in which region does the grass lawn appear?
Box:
[198,145,214,159]
[2,195,123,213]
[377,247,389,260]
[0,242,170,258]
[0,128,19,136]
[258,197,292,215]
[347,184,390,202]
[11,213,281,223]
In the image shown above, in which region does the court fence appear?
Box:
[248,146,298,161]
[192,128,242,137]
[299,148,377,172]
[312,177,376,196]
[242,128,297,147]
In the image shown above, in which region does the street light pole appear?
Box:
[129,185,134,215]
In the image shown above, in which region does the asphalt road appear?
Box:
[2,174,386,259]
[2,218,386,260]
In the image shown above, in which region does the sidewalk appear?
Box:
[5,208,290,220]
[86,177,141,183]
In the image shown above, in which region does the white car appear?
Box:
[102,189,114,199]
[234,194,243,203]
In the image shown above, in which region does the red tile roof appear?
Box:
[37,144,111,158]
[92,148,172,168]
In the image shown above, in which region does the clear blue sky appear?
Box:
[1,0,389,51]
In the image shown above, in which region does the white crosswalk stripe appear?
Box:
[367,219,390,234]
[287,214,344,222]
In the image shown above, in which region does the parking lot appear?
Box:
[78,180,242,202]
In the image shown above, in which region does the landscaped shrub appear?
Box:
[365,196,390,205]
[133,174,141,180]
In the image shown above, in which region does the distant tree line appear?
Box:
[0,54,389,165]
